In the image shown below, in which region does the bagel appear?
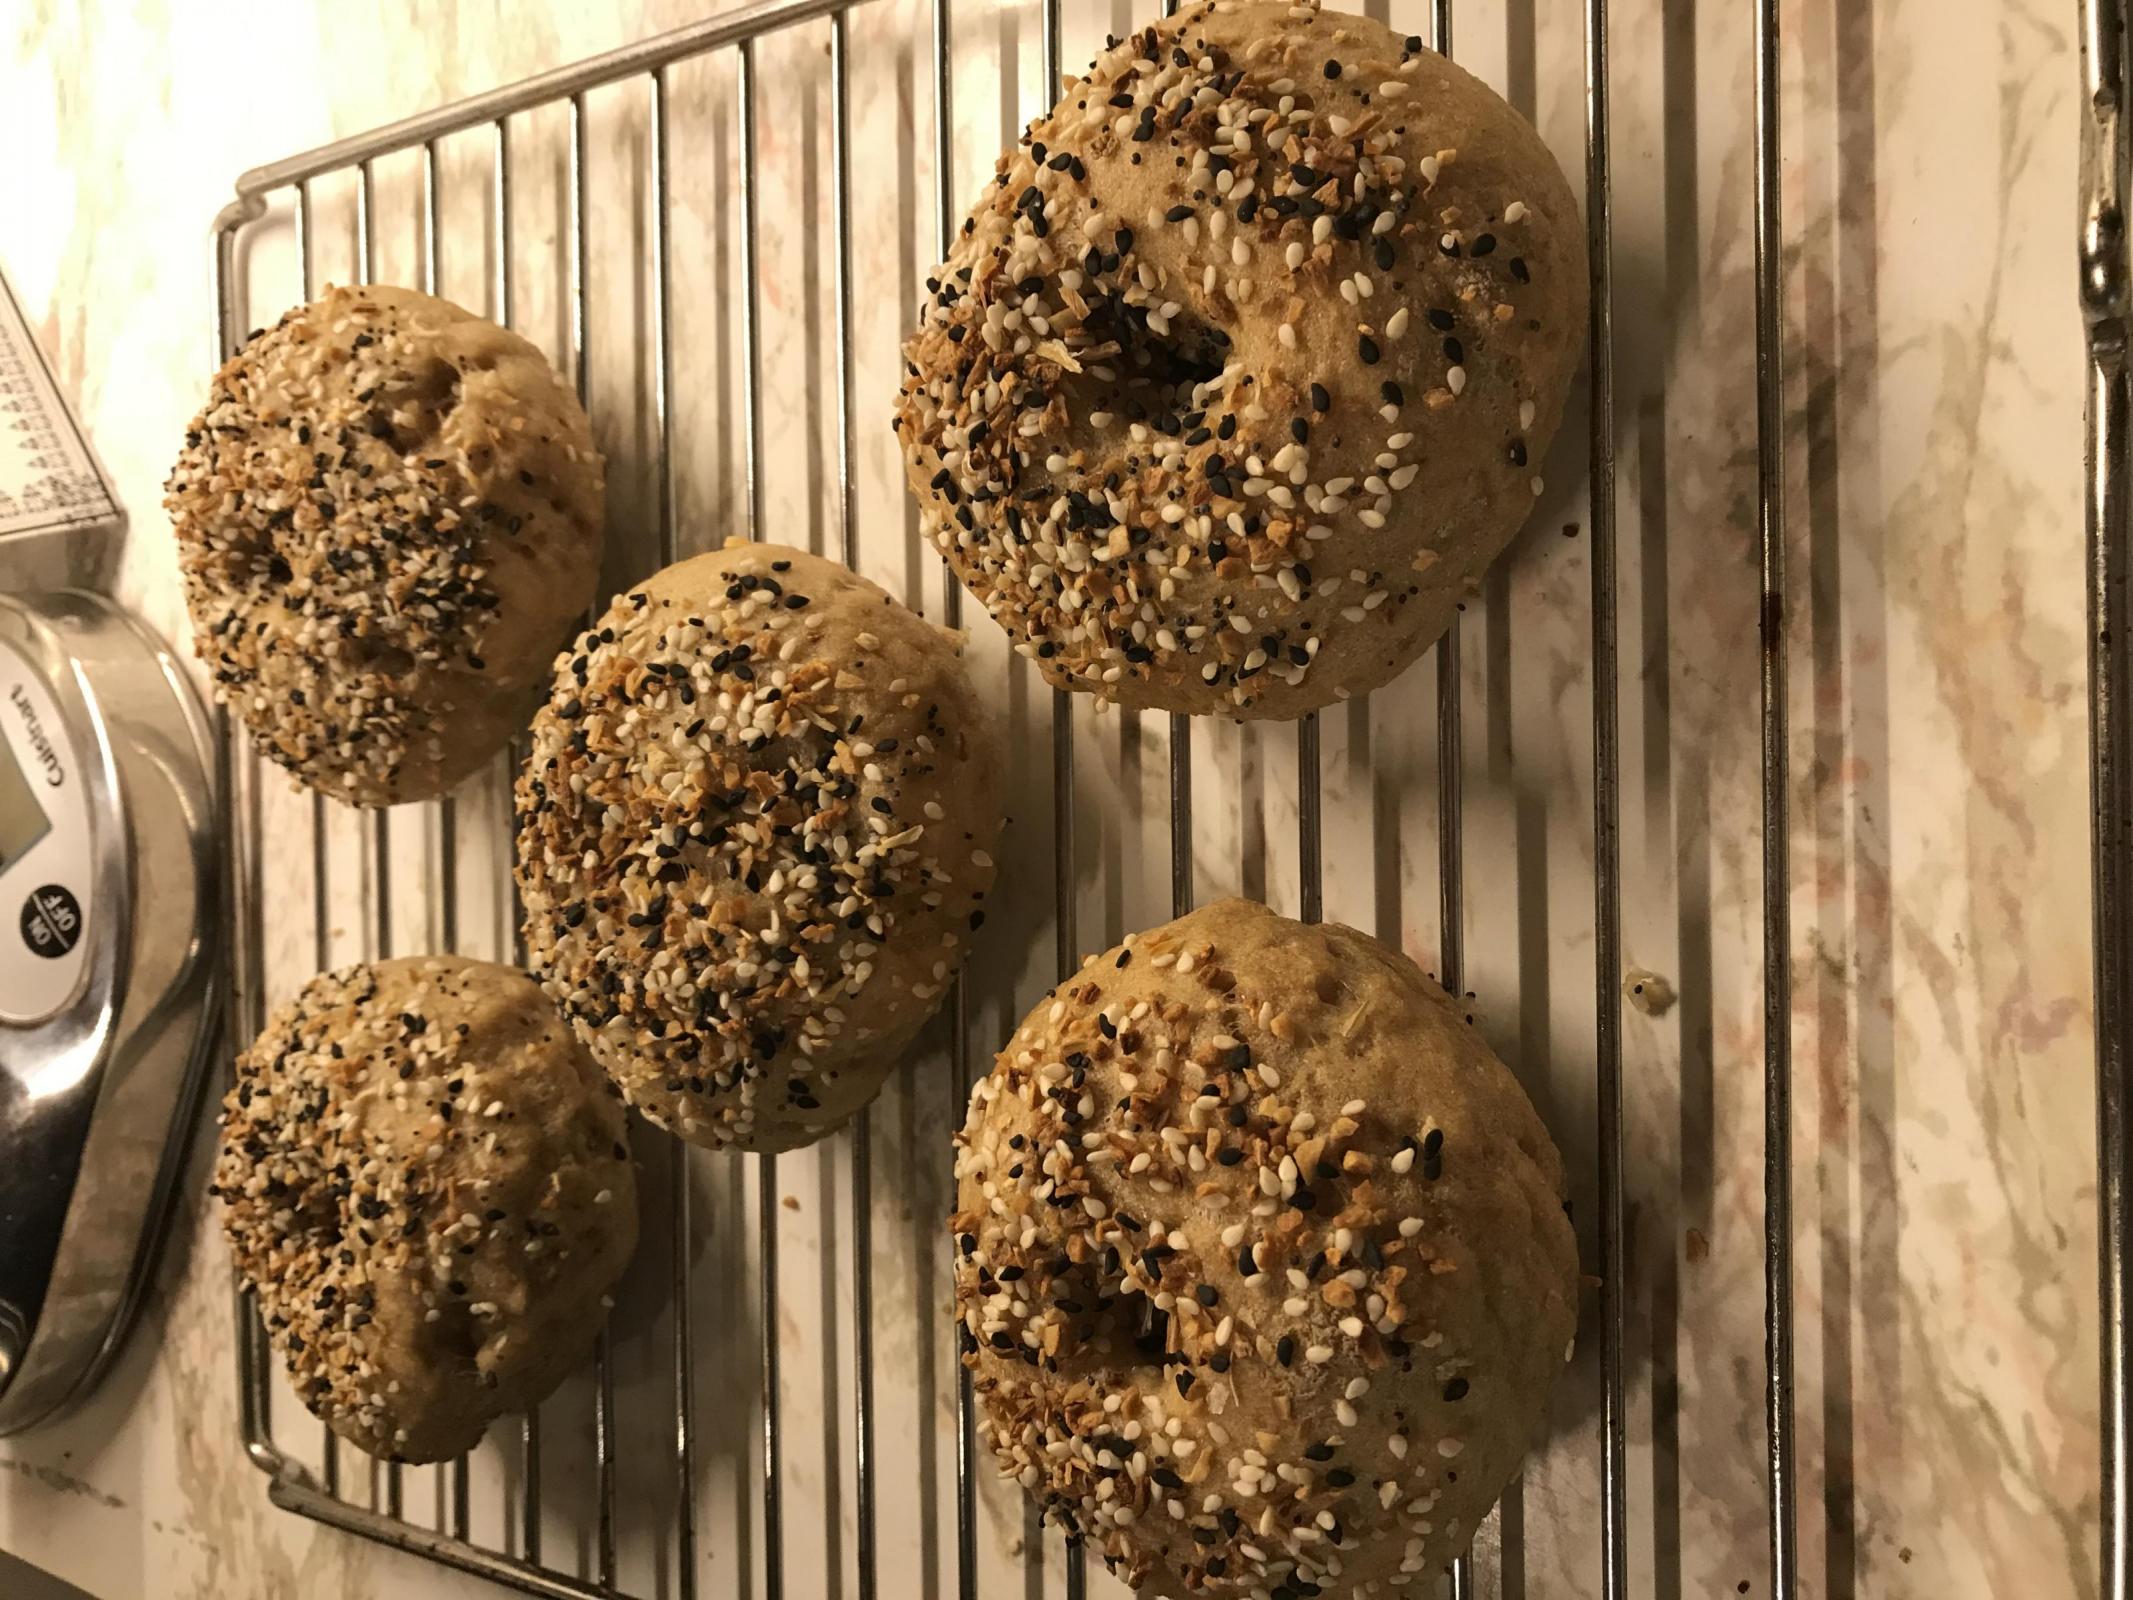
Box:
[897,0,1586,717]
[952,899,1578,1593]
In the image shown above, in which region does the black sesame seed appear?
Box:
[1444,1376,1470,1401]
[1310,382,1331,412]
[1358,336,1380,365]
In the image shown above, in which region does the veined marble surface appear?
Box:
[0,0,2096,1596]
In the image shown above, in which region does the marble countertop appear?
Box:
[0,0,2099,1596]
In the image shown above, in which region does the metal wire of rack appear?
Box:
[195,0,1861,1593]
[2087,6,2133,1600]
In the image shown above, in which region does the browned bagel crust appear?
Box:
[953,899,1578,1594]
[514,543,1002,1153]
[897,1,1586,718]
[167,285,604,805]
[212,956,636,1464]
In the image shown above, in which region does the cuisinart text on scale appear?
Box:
[10,683,64,787]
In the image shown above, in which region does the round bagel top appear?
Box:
[211,955,636,1463]
[953,899,1579,1593]
[896,0,1586,717]
[166,284,605,805]
[513,542,1002,1152]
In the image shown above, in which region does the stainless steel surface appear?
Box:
[2089,3,2133,1597]
[491,107,547,1576]
[1434,18,1471,1598]
[0,589,219,1436]
[1753,0,1798,1594]
[1583,0,1628,1594]
[931,1,985,1591]
[291,173,347,1507]
[732,41,788,1600]
[648,60,702,1600]
[825,24,870,1597]
[197,0,1849,1593]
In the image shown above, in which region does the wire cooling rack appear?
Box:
[196,0,2133,1594]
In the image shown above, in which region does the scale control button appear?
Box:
[19,884,80,959]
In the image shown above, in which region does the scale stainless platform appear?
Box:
[0,269,222,1444]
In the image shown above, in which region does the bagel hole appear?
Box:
[1060,302,1229,430]
[1056,1270,1174,1374]
[367,356,462,453]
[352,638,415,677]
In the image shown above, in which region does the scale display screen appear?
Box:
[0,734,50,873]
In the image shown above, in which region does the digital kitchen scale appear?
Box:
[0,270,220,1434]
